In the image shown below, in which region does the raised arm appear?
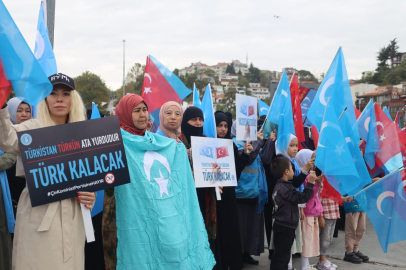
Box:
[0,152,17,171]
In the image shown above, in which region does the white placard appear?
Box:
[236,93,257,141]
[191,137,237,188]
[80,204,95,243]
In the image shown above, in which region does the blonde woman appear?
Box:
[0,73,95,270]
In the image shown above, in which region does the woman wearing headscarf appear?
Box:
[0,73,95,270]
[102,94,148,270]
[156,101,183,143]
[110,95,214,269]
[6,98,33,216]
[231,119,275,265]
[214,111,252,270]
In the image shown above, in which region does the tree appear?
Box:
[173,68,179,76]
[238,70,242,76]
[115,63,145,104]
[216,87,237,118]
[74,71,110,114]
[298,70,318,82]
[226,63,236,74]
[260,71,273,87]
[238,76,250,88]
[385,61,406,84]
[247,63,261,83]
[388,38,399,69]
[377,46,390,69]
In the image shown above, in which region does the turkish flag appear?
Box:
[216,146,229,159]
[298,85,311,102]
[0,61,11,109]
[290,74,305,149]
[248,105,255,116]
[321,176,343,206]
[311,125,319,149]
[373,104,402,169]
[354,106,361,120]
[141,56,183,112]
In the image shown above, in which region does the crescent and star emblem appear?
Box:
[143,150,171,197]
[144,73,152,94]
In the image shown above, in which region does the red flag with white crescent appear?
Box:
[216,146,229,159]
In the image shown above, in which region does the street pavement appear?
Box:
[244,218,406,270]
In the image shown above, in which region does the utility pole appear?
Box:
[46,0,55,48]
[123,40,126,97]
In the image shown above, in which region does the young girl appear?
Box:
[270,134,314,270]
[300,151,324,270]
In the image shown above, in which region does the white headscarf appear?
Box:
[275,134,297,161]
[7,97,32,125]
[295,149,314,170]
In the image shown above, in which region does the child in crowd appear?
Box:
[317,195,352,270]
[300,151,324,270]
[270,157,316,270]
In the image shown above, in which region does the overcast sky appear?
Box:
[4,0,406,90]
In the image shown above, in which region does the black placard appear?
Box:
[17,116,130,207]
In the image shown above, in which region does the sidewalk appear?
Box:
[244,218,406,270]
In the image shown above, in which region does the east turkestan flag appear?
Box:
[115,130,215,270]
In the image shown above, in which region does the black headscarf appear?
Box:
[215,111,232,139]
[257,115,266,131]
[181,106,204,147]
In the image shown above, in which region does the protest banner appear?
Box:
[17,116,130,207]
[191,136,237,188]
[236,93,257,141]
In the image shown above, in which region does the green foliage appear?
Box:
[115,63,145,105]
[260,71,273,87]
[173,68,179,76]
[238,76,250,87]
[261,97,270,105]
[246,63,261,83]
[216,87,237,118]
[226,63,236,74]
[74,71,110,110]
[388,38,399,69]
[385,61,406,84]
[298,70,318,82]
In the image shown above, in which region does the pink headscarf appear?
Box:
[159,101,183,142]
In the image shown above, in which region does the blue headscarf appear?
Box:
[276,134,303,191]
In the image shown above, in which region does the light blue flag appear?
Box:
[356,100,379,168]
[0,151,15,233]
[34,1,57,77]
[315,93,366,196]
[115,130,215,269]
[355,171,406,253]
[193,83,201,108]
[340,112,372,192]
[0,1,52,106]
[383,106,392,120]
[201,84,217,138]
[90,102,104,217]
[258,99,269,117]
[301,89,317,128]
[307,48,359,140]
[263,70,295,152]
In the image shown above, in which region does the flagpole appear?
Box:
[123,40,125,97]
[46,0,55,48]
[352,166,405,198]
[337,107,348,121]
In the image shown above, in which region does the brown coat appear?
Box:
[0,108,86,270]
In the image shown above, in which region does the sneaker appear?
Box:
[343,252,362,264]
[326,260,337,268]
[317,261,335,270]
[306,266,318,270]
[354,251,369,262]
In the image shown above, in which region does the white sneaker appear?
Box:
[326,260,337,268]
[307,265,318,270]
[316,261,335,270]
